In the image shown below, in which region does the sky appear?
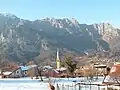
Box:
[0,0,120,27]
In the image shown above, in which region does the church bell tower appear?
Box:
[56,48,60,69]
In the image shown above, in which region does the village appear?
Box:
[0,49,120,90]
[0,49,115,79]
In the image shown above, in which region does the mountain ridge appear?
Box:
[0,13,119,63]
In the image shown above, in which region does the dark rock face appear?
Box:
[0,13,118,62]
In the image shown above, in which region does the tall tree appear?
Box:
[64,56,77,76]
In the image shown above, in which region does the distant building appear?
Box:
[102,64,119,85]
[2,65,40,78]
[43,69,59,77]
[6,67,23,78]
[74,64,107,77]
[27,65,39,77]
[94,64,107,76]
[20,65,40,78]
[20,66,31,77]
[43,65,53,71]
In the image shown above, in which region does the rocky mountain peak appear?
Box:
[0,13,18,19]
[71,18,79,25]
[92,23,119,43]
[41,17,80,29]
[0,13,119,63]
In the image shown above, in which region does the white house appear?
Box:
[7,67,23,78]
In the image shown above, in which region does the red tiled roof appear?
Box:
[2,66,20,72]
[109,64,120,76]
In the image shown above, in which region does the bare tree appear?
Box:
[33,60,43,81]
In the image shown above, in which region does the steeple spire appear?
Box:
[56,48,59,60]
[56,48,60,69]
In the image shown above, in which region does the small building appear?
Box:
[43,65,53,71]
[75,65,97,77]
[56,67,68,77]
[1,64,42,78]
[56,67,67,72]
[43,69,59,77]
[20,66,31,77]
[94,64,107,76]
[74,68,84,77]
[5,67,23,78]
[27,65,40,77]
[20,65,41,78]
[103,63,120,84]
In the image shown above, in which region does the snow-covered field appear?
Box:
[0,77,107,90]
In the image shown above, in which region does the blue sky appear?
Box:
[0,0,120,27]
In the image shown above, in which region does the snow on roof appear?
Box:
[20,66,31,71]
[29,65,37,67]
[3,72,12,75]
[43,65,52,69]
[20,65,38,71]
[94,64,107,68]
[56,67,67,71]
[53,69,59,73]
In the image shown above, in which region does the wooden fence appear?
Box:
[55,83,120,90]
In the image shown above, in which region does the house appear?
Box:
[20,66,31,77]
[94,64,107,76]
[1,64,41,78]
[0,61,22,78]
[43,65,53,71]
[43,69,59,77]
[20,65,41,78]
[74,68,84,77]
[27,65,40,77]
[75,65,96,77]
[3,67,23,78]
[103,63,120,85]
[56,67,67,72]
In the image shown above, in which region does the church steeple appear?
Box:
[56,48,60,69]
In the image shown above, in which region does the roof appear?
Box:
[94,64,107,68]
[103,75,120,84]
[58,73,70,77]
[103,64,120,84]
[53,69,59,73]
[2,67,20,76]
[74,69,81,73]
[3,72,12,75]
[109,64,120,76]
[2,67,20,72]
[20,66,31,71]
[56,67,67,71]
[43,65,52,69]
[29,65,37,67]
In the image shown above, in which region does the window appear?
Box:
[24,70,27,75]
[16,70,19,74]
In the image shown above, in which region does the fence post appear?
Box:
[68,84,69,90]
[78,83,81,90]
[57,83,60,90]
[98,84,100,90]
[62,84,64,90]
[73,81,76,90]
[90,82,91,90]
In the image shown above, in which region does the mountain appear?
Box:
[0,13,119,63]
